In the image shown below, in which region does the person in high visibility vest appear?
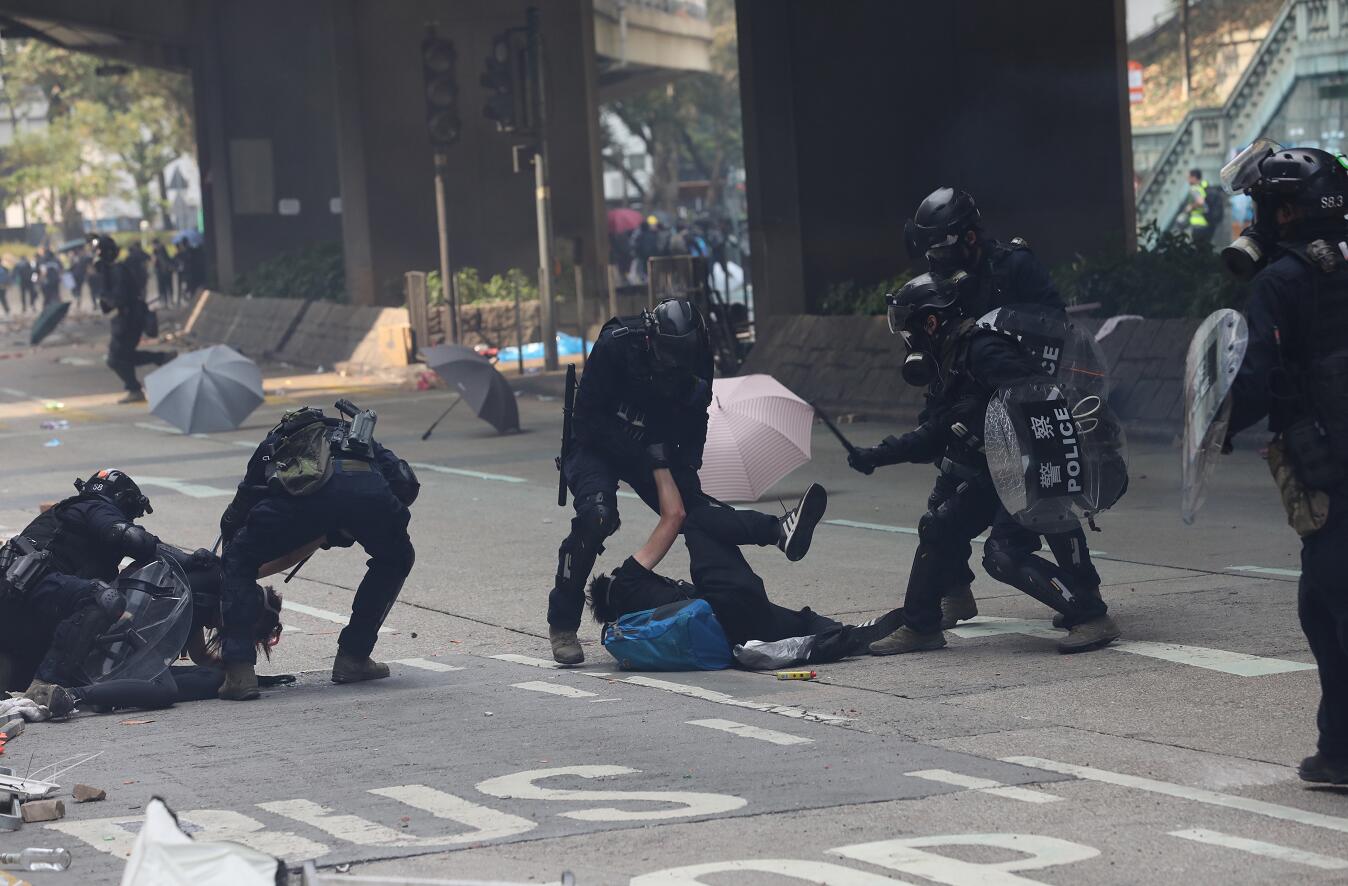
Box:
[1187,168,1214,249]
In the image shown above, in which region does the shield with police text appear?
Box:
[78,556,194,686]
[976,305,1110,398]
[985,378,1129,534]
[1181,309,1249,524]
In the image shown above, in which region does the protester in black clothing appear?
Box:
[14,256,36,310]
[548,298,828,665]
[152,241,175,304]
[37,253,62,308]
[71,248,93,309]
[848,272,1117,655]
[1218,143,1348,784]
[92,234,174,403]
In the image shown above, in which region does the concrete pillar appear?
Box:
[329,0,378,305]
[191,2,236,290]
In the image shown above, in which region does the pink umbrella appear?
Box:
[608,207,644,235]
[698,375,813,502]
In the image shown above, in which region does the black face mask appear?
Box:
[902,351,935,386]
[1221,213,1277,280]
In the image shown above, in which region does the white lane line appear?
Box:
[1228,565,1301,578]
[688,718,812,746]
[0,387,28,397]
[136,476,235,498]
[616,675,851,725]
[826,519,919,537]
[951,616,1314,677]
[392,657,464,673]
[134,421,209,439]
[492,653,562,669]
[1004,757,1348,835]
[1169,828,1348,870]
[283,600,393,633]
[905,768,1061,804]
[408,461,526,484]
[513,680,598,698]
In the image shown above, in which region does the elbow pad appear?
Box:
[107,521,160,561]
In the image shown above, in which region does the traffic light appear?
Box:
[421,26,461,149]
[480,32,520,132]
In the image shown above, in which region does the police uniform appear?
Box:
[218,415,416,668]
[1228,241,1348,769]
[99,259,168,395]
[550,314,781,633]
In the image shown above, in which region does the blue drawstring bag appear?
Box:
[601,599,733,671]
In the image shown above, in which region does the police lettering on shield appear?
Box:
[1021,400,1083,501]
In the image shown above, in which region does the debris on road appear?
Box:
[39,419,69,430]
[42,439,60,448]
[19,800,64,824]
[72,784,106,803]
[122,798,278,885]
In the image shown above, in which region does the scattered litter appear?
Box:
[410,632,418,639]
[776,670,817,681]
[484,711,494,717]
[121,797,278,885]
[0,847,71,872]
[72,784,106,803]
[42,401,64,411]
[19,799,65,823]
[316,365,325,373]
[42,439,61,448]
[57,356,95,366]
[39,420,69,430]
[0,720,22,739]
[335,863,352,873]
[542,518,553,524]
[119,719,154,726]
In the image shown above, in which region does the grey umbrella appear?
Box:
[145,345,264,433]
[423,344,520,435]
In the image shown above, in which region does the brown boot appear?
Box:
[940,584,978,629]
[23,679,60,708]
[549,628,584,665]
[217,662,260,700]
[331,652,390,684]
[869,626,947,656]
[1057,615,1121,653]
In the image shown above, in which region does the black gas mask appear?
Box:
[1221,222,1275,281]
[645,298,708,402]
[886,271,969,387]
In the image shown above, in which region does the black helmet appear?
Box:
[886,271,975,386]
[75,469,153,519]
[645,298,708,374]
[905,187,981,261]
[89,233,119,265]
[1222,141,1348,236]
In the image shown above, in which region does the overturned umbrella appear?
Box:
[30,300,71,346]
[699,374,813,502]
[423,344,520,435]
[145,345,264,434]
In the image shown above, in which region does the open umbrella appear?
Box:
[30,300,71,345]
[698,374,813,501]
[145,345,264,433]
[608,207,644,236]
[423,344,520,434]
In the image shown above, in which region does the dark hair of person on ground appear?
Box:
[587,573,620,625]
[204,585,285,660]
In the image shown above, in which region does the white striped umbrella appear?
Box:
[698,374,813,502]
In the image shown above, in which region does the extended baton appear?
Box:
[810,402,859,457]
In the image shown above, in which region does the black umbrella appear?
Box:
[422,344,521,435]
[30,301,71,346]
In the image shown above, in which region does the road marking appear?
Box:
[50,808,329,860]
[513,680,597,698]
[492,653,563,669]
[1168,828,1348,870]
[1228,565,1302,578]
[904,768,1061,804]
[1004,757,1348,835]
[615,675,851,724]
[391,657,464,673]
[283,600,393,633]
[408,461,526,484]
[826,518,919,537]
[367,785,535,843]
[687,718,813,746]
[259,798,421,847]
[136,475,235,498]
[952,616,1314,676]
[134,421,209,439]
[476,765,747,822]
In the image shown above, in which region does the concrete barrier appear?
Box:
[182,291,411,370]
[739,313,1200,436]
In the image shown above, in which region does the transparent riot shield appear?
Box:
[78,556,193,685]
[985,378,1129,534]
[1181,309,1249,524]
[976,305,1110,398]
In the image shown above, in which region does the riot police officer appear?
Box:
[549,298,828,665]
[91,234,174,404]
[216,403,418,700]
[1221,143,1348,784]
[847,273,1118,654]
[0,470,161,704]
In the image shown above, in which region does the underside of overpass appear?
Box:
[0,0,1133,319]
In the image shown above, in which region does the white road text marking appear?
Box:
[513,680,598,698]
[616,675,850,724]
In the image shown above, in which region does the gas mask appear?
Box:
[925,234,975,277]
[1221,215,1277,281]
[888,307,938,387]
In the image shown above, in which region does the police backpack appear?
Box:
[264,408,335,497]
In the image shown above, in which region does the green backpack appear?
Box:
[264,408,335,496]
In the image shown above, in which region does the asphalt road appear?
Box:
[1,318,1343,886]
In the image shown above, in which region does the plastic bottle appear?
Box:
[0,847,72,871]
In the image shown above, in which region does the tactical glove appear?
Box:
[646,442,675,470]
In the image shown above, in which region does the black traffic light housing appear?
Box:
[480,28,534,135]
[421,25,461,149]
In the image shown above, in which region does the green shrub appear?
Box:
[429,267,538,306]
[818,272,914,316]
[235,241,345,301]
[1053,223,1246,318]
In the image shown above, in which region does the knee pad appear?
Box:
[916,509,944,545]
[981,546,1018,585]
[573,492,620,548]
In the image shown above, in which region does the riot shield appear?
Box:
[985,378,1129,534]
[78,556,193,685]
[976,305,1110,398]
[1181,309,1249,524]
